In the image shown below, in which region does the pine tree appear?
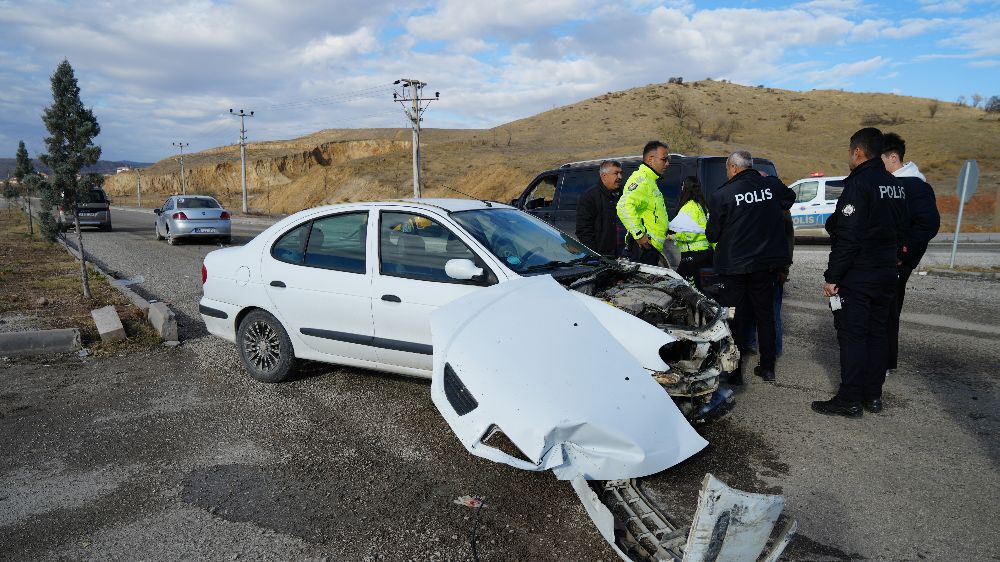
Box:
[38,59,103,299]
[14,140,36,235]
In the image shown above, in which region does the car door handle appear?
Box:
[381,294,401,303]
[270,280,286,288]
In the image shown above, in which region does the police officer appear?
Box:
[812,127,908,418]
[672,176,714,289]
[617,141,670,266]
[706,151,794,386]
[576,160,625,258]
[881,132,940,373]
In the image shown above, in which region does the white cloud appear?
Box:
[967,59,1000,67]
[405,0,597,41]
[298,28,379,63]
[798,56,890,88]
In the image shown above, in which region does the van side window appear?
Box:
[795,181,819,203]
[524,175,557,210]
[556,171,591,210]
[824,180,845,201]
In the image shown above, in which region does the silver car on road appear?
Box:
[154,195,231,245]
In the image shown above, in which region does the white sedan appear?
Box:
[198,199,738,421]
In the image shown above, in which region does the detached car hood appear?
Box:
[430,276,707,480]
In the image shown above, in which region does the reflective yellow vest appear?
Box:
[672,200,713,252]
[616,164,669,252]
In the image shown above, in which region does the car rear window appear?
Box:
[81,190,108,203]
[177,197,220,209]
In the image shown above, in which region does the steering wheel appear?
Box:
[521,246,545,265]
[492,237,520,264]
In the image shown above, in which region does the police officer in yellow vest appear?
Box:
[672,175,714,289]
[617,140,670,266]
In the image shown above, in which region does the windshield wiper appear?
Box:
[521,255,607,272]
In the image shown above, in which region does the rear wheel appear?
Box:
[237,310,295,383]
[154,222,164,240]
[167,228,178,245]
[220,236,232,245]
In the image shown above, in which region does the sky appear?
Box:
[1,0,998,163]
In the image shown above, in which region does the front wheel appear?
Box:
[154,222,164,240]
[237,310,295,383]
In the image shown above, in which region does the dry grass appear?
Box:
[103,80,1000,229]
[0,209,160,353]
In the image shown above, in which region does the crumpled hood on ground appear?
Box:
[429,275,707,480]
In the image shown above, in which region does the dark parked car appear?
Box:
[58,188,112,231]
[510,154,779,234]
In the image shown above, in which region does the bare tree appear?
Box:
[665,93,692,125]
[956,95,967,107]
[710,118,743,143]
[971,93,983,108]
[785,111,805,131]
[686,112,707,137]
[927,99,940,118]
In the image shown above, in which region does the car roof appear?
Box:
[790,175,847,184]
[389,198,512,212]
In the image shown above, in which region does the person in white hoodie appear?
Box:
[881,132,941,372]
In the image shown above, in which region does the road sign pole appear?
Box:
[949,169,971,268]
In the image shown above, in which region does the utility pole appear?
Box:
[393,79,439,198]
[172,142,189,195]
[136,170,142,208]
[229,109,254,214]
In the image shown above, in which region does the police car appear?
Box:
[788,173,845,236]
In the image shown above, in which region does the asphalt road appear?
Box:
[2,204,999,561]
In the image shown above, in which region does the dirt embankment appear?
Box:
[104,138,410,211]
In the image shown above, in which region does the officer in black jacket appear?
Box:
[575,160,625,257]
[881,133,941,371]
[813,128,909,418]
[706,150,795,385]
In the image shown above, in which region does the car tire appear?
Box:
[102,223,113,232]
[237,309,296,383]
[154,223,164,240]
[220,236,231,245]
[167,229,178,245]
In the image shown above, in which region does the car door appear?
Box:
[553,169,593,234]
[371,209,495,371]
[521,173,559,225]
[789,180,821,230]
[259,210,377,362]
[157,197,173,232]
[817,179,844,227]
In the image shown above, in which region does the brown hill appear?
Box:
[104,80,1000,230]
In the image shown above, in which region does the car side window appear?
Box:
[524,175,557,210]
[825,180,845,201]
[271,221,311,264]
[379,212,479,283]
[795,181,819,203]
[303,212,368,274]
[162,199,173,211]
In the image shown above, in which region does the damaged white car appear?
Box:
[199,199,738,423]
[199,199,794,561]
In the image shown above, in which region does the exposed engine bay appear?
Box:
[562,262,740,421]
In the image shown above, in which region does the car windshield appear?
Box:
[451,208,606,274]
[177,197,221,209]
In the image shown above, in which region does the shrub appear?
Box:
[927,100,940,118]
[985,96,1000,113]
[785,111,805,131]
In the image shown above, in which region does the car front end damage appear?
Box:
[429,276,795,562]
[568,263,740,422]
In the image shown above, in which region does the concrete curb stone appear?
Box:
[926,267,1000,280]
[0,328,81,357]
[91,305,126,343]
[147,302,179,343]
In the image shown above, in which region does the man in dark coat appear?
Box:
[881,132,941,372]
[706,151,795,385]
[575,160,625,258]
[813,128,909,418]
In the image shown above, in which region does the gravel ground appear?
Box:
[2,208,998,561]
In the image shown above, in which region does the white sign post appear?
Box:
[949,160,979,268]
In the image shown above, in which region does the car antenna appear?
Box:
[440,183,492,207]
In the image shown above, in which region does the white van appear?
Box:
[788,174,846,237]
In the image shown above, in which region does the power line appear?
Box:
[262,84,396,111]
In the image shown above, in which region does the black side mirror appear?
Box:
[153,208,161,215]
